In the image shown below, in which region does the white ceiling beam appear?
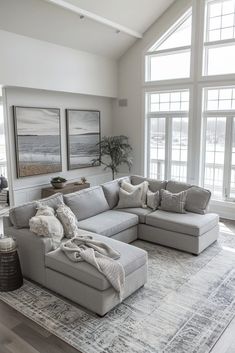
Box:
[44,0,143,39]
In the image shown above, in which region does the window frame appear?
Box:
[146,89,190,182]
[145,9,192,83]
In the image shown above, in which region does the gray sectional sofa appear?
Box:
[3,175,219,315]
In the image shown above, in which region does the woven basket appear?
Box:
[0,250,23,291]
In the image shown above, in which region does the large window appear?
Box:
[146,90,190,182]
[145,0,235,206]
[145,9,192,82]
[204,0,235,76]
[201,87,235,200]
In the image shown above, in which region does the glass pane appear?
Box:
[157,15,192,50]
[206,87,235,111]
[150,90,190,112]
[171,117,188,182]
[149,118,165,180]
[149,51,191,81]
[206,0,235,42]
[0,105,7,178]
[203,117,226,199]
[205,44,235,76]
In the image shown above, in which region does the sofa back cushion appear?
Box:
[9,193,64,229]
[185,186,211,215]
[131,175,167,192]
[166,180,211,214]
[64,186,110,221]
[166,180,191,193]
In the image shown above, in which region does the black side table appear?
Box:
[0,244,23,292]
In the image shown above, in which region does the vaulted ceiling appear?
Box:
[0,0,175,59]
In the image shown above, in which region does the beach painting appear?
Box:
[66,109,100,170]
[13,106,62,178]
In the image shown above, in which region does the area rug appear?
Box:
[1,228,235,353]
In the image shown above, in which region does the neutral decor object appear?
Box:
[0,237,23,291]
[121,180,149,208]
[51,176,67,189]
[13,106,62,177]
[160,189,187,213]
[0,231,234,353]
[66,109,100,170]
[92,135,132,180]
[146,189,160,210]
[4,175,219,315]
[56,204,79,238]
[116,187,143,209]
[41,181,90,198]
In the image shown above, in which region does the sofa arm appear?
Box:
[5,225,54,286]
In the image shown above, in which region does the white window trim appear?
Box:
[142,0,235,218]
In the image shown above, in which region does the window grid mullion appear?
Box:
[224,117,233,199]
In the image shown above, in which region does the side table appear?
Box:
[0,239,23,292]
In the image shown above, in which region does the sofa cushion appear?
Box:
[166,180,191,193]
[101,180,120,209]
[64,186,110,221]
[9,193,63,229]
[131,175,167,192]
[77,210,138,237]
[116,207,153,223]
[166,181,211,214]
[146,210,219,236]
[185,186,211,215]
[45,232,147,291]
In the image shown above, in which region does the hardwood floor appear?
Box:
[0,219,235,353]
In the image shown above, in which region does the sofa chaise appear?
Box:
[3,175,219,315]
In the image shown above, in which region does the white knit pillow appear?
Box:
[56,204,78,238]
[121,180,149,208]
[29,214,64,248]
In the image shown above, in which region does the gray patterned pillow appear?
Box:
[56,204,78,238]
[159,189,187,214]
[116,187,142,209]
[147,190,160,211]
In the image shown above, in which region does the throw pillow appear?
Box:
[116,187,142,209]
[121,180,149,208]
[29,215,64,248]
[35,203,55,217]
[159,189,187,214]
[147,189,160,211]
[56,204,79,238]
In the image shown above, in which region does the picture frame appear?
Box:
[66,109,101,170]
[13,106,62,178]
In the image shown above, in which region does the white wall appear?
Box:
[3,86,113,205]
[113,0,191,174]
[0,30,117,98]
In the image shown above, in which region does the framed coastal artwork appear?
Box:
[66,109,101,170]
[13,106,62,178]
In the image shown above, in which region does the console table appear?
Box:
[41,182,90,198]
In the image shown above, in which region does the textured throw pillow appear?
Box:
[121,180,149,208]
[29,214,64,248]
[56,204,79,238]
[147,190,160,211]
[116,187,142,209]
[159,189,187,214]
[35,203,55,217]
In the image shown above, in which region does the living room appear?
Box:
[0,0,235,352]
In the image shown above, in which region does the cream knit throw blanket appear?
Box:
[60,236,125,298]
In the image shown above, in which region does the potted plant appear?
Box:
[92,135,133,180]
[51,176,67,189]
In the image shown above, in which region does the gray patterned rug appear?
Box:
[1,228,235,353]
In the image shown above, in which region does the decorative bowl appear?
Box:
[51,181,66,189]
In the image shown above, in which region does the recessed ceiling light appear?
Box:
[80,15,85,19]
[116,30,120,34]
